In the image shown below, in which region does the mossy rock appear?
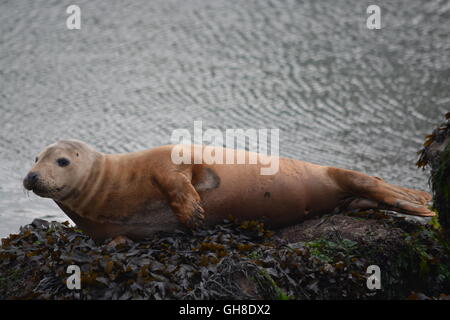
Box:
[0,212,448,300]
[417,112,450,240]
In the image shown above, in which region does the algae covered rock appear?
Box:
[417,112,450,239]
[0,212,448,300]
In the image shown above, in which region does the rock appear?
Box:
[30,218,50,229]
[0,212,448,300]
[417,112,450,239]
[278,214,403,243]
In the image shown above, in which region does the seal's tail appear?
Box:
[328,167,435,217]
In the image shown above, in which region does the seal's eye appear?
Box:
[57,158,70,167]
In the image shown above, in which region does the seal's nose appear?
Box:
[23,172,39,190]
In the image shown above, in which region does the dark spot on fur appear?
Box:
[193,167,221,191]
[264,192,271,198]
[151,176,162,189]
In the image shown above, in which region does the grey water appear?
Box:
[0,0,449,238]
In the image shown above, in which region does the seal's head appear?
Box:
[23,140,100,200]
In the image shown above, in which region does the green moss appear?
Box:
[303,238,358,263]
[393,225,450,296]
[248,250,263,260]
[430,144,450,238]
[290,223,450,298]
[257,268,292,300]
[429,212,441,231]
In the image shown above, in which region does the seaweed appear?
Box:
[417,112,450,239]
[0,212,448,300]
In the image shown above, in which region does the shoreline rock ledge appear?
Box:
[0,211,449,300]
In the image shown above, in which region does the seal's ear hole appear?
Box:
[76,153,79,157]
[35,157,38,163]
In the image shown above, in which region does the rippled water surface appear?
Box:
[0,0,449,237]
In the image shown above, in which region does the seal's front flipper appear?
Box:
[107,235,133,247]
[152,171,205,229]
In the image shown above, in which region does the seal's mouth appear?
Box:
[32,187,51,197]
[30,185,65,198]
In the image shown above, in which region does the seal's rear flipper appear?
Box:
[377,196,435,217]
[347,197,435,217]
[329,167,435,217]
[366,181,434,217]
